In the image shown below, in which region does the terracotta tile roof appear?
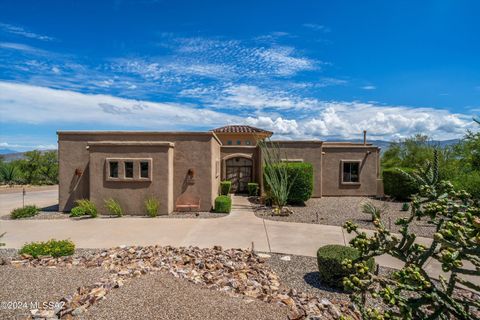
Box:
[212,125,273,134]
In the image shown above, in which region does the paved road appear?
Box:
[0,191,477,288]
[0,186,58,216]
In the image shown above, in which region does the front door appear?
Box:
[225,157,253,193]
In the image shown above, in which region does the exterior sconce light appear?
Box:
[75,168,83,176]
[187,168,195,178]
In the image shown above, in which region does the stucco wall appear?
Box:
[58,132,218,213]
[321,146,380,196]
[275,141,323,198]
[88,143,173,215]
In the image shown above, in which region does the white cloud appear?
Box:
[191,84,319,111]
[361,85,376,90]
[0,81,240,128]
[0,82,473,143]
[0,23,54,41]
[0,42,47,54]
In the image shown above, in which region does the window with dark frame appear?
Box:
[227,140,232,145]
[236,140,241,145]
[343,162,360,183]
[125,161,134,178]
[140,161,149,178]
[109,161,119,178]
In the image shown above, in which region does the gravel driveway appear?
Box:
[255,197,436,238]
[78,272,288,320]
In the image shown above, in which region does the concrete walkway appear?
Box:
[0,193,477,288]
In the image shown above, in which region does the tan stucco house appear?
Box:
[58,125,383,215]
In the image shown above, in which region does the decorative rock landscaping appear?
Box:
[4,246,360,319]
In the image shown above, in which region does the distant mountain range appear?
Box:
[0,139,461,161]
[0,149,57,162]
[0,148,18,155]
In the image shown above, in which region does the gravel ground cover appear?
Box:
[78,272,287,320]
[265,252,479,318]
[254,197,436,237]
[0,265,107,320]
[1,211,226,220]
[265,253,350,303]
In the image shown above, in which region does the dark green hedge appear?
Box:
[214,195,231,213]
[220,181,231,195]
[247,183,259,196]
[317,244,375,289]
[265,162,314,204]
[382,168,419,201]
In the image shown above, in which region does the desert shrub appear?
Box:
[0,162,20,185]
[10,205,39,219]
[382,168,419,200]
[19,239,75,258]
[104,198,123,217]
[214,195,231,213]
[70,199,97,218]
[247,183,259,196]
[69,206,85,217]
[145,197,160,217]
[343,154,479,319]
[264,162,314,204]
[401,202,410,211]
[316,244,374,289]
[220,181,232,195]
[453,171,480,199]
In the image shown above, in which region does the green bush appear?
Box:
[20,239,75,258]
[104,198,123,217]
[264,162,313,204]
[382,168,419,200]
[70,199,97,218]
[145,197,160,217]
[247,183,259,196]
[401,202,410,211]
[214,195,231,213]
[220,181,232,195]
[69,206,85,217]
[452,171,480,199]
[317,244,374,289]
[10,205,39,219]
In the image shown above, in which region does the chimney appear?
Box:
[363,130,367,145]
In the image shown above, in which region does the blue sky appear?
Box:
[0,0,479,150]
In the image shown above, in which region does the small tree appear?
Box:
[343,154,480,319]
[258,139,295,212]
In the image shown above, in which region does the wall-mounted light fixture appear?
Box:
[75,168,83,176]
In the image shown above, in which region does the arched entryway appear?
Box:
[225,156,253,193]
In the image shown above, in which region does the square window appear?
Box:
[343,162,360,183]
[125,161,134,178]
[227,140,232,145]
[236,140,241,145]
[109,161,119,178]
[140,161,149,178]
